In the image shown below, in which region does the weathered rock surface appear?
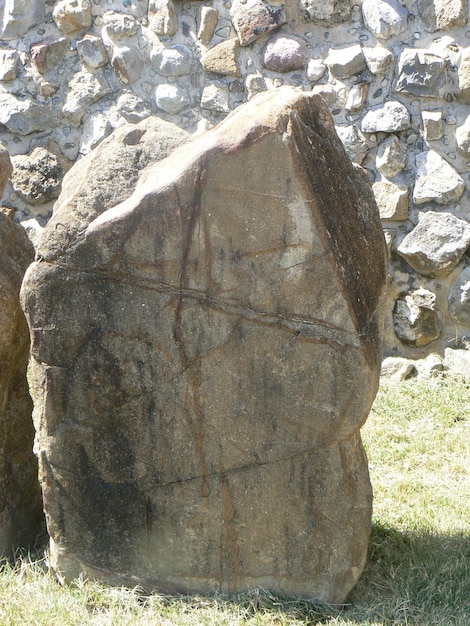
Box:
[0,212,43,558]
[22,89,387,603]
[0,146,13,197]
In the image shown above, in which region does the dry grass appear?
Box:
[0,375,469,625]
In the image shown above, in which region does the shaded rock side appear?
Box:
[0,213,43,558]
[22,88,387,603]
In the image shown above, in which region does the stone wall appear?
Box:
[1,0,470,359]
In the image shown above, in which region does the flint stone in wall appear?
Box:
[10,148,63,206]
[456,114,470,153]
[77,34,108,69]
[395,49,450,99]
[444,348,470,378]
[22,87,387,603]
[201,82,230,112]
[361,101,410,133]
[418,0,466,32]
[325,44,366,79]
[197,7,218,45]
[336,124,370,164]
[362,0,408,40]
[0,49,19,81]
[62,71,111,125]
[306,59,326,82]
[230,0,286,47]
[53,0,92,34]
[30,37,68,75]
[393,288,442,347]
[345,83,368,112]
[0,93,52,135]
[246,73,267,99]
[380,356,416,380]
[363,47,393,74]
[156,83,190,114]
[372,181,408,221]
[413,150,465,205]
[300,0,351,24]
[111,44,144,85]
[201,39,240,77]
[0,213,42,558]
[116,91,151,123]
[103,11,139,39]
[448,266,470,326]
[80,112,114,155]
[312,83,337,106]
[0,0,44,39]
[0,146,13,197]
[152,45,193,77]
[422,110,444,141]
[262,34,307,73]
[456,48,470,102]
[148,0,177,36]
[397,212,470,277]
[376,136,407,178]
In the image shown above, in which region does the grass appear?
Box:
[1,375,469,625]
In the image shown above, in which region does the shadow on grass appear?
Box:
[223,522,470,625]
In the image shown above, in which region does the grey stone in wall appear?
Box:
[361,0,408,40]
[0,0,44,39]
[418,0,467,33]
[413,150,465,205]
[448,266,470,326]
[10,148,63,206]
[397,212,470,278]
[393,288,442,348]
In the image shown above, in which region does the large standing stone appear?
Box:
[21,88,387,603]
[0,213,43,558]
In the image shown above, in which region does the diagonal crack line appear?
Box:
[41,262,361,348]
